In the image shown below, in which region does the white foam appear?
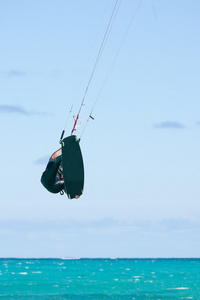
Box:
[19,272,27,275]
[114,279,119,281]
[61,257,80,260]
[32,271,42,274]
[168,287,189,290]
[99,269,104,271]
[53,285,59,287]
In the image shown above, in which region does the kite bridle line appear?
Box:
[60,105,73,143]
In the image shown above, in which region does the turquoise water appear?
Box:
[0,258,200,299]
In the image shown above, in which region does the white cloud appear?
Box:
[0,104,52,116]
[154,121,185,129]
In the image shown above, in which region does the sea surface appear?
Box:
[0,258,200,299]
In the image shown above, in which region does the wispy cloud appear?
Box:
[7,70,27,78]
[1,217,199,233]
[0,70,27,78]
[0,105,30,115]
[0,105,52,116]
[1,217,200,257]
[154,121,185,129]
[35,156,49,165]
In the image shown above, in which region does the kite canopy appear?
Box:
[61,135,84,199]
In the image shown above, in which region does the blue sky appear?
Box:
[1,0,200,258]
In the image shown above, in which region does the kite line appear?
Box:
[70,0,122,135]
[60,0,144,142]
[80,0,144,138]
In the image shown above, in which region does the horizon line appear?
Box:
[0,257,199,260]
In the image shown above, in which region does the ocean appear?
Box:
[0,258,199,299]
